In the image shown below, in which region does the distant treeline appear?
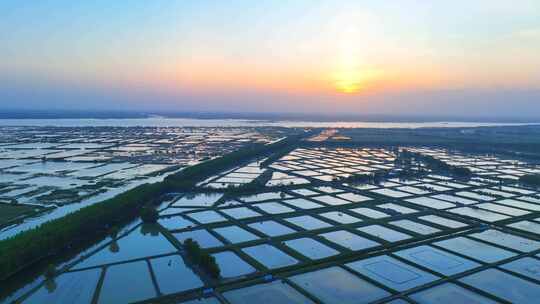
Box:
[396,149,472,178]
[0,134,306,281]
[333,171,391,185]
[304,126,540,163]
[165,134,305,190]
[259,144,297,168]
[218,169,274,196]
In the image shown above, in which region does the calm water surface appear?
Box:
[0,118,537,128]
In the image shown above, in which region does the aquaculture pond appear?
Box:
[4,146,540,304]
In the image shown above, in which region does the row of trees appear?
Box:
[165,134,305,192]
[140,205,159,223]
[183,238,220,278]
[0,134,306,281]
[396,149,472,178]
[221,169,275,195]
[333,171,389,185]
[258,145,296,168]
[0,182,167,280]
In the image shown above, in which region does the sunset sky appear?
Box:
[1,1,540,118]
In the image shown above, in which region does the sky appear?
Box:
[1,1,540,119]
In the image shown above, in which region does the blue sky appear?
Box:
[1,1,539,118]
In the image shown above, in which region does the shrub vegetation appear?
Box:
[0,135,303,281]
[140,205,159,223]
[0,182,166,280]
[396,149,472,178]
[184,238,220,278]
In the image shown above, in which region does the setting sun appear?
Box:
[1,2,540,303]
[332,66,382,94]
[333,68,363,93]
[329,16,382,94]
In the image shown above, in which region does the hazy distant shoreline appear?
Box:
[1,110,539,124]
[0,117,538,129]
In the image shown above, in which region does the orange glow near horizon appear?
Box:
[331,66,384,94]
[2,1,540,114]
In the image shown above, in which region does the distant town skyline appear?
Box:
[1,1,540,118]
